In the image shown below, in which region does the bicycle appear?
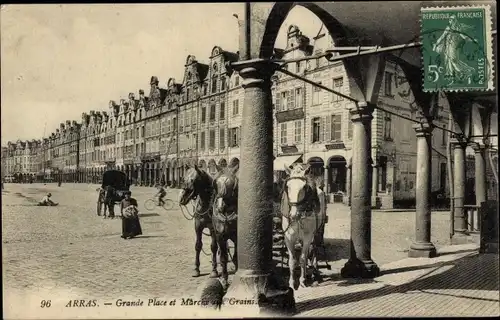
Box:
[144,197,175,211]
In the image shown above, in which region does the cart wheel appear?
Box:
[144,199,156,211]
[162,199,174,210]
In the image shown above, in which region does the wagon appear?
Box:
[96,170,130,216]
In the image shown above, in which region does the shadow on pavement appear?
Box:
[322,238,350,262]
[295,252,500,314]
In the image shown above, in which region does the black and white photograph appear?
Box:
[1,2,498,318]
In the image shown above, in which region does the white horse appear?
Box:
[281,163,326,289]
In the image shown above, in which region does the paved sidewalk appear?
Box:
[294,244,500,317]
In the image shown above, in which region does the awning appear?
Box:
[273,154,303,171]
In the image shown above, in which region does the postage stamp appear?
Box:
[421,5,494,92]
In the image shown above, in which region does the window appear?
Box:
[229,127,240,147]
[221,77,226,91]
[179,115,184,131]
[280,123,287,144]
[185,110,191,126]
[209,130,216,149]
[384,72,393,96]
[296,61,302,73]
[235,76,240,87]
[201,106,207,123]
[167,119,171,133]
[294,121,302,143]
[232,100,239,116]
[383,112,392,140]
[333,77,344,101]
[313,82,322,105]
[277,91,287,111]
[312,117,322,142]
[203,83,208,96]
[287,90,295,110]
[192,133,197,150]
[220,128,225,149]
[212,77,217,94]
[295,88,302,109]
[186,88,191,101]
[200,131,206,150]
[173,117,177,131]
[331,114,342,141]
[210,104,216,121]
[220,102,225,120]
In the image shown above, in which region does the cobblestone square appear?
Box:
[3,183,497,318]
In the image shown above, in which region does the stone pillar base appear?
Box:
[480,241,499,254]
[408,242,437,258]
[341,258,380,279]
[451,231,473,245]
[371,196,381,209]
[218,271,296,317]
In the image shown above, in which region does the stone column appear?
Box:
[323,166,330,194]
[341,102,380,278]
[344,163,352,206]
[451,138,469,243]
[408,122,437,258]
[472,143,487,205]
[225,59,293,305]
[138,165,142,186]
[371,163,379,208]
[153,163,157,186]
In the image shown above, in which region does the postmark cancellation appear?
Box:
[421,5,494,92]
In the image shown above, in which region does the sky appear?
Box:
[1,4,323,144]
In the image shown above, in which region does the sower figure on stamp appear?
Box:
[120,191,143,239]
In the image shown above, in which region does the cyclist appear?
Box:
[155,184,167,207]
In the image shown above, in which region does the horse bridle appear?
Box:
[212,177,238,223]
[180,180,214,219]
[282,176,316,219]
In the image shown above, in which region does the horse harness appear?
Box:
[212,175,238,223]
[281,176,321,233]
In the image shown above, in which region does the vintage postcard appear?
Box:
[1,2,498,319]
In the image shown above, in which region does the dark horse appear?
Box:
[178,165,219,278]
[212,164,239,285]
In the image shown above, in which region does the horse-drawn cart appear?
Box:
[97,170,130,217]
[272,156,331,277]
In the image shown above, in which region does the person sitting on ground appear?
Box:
[39,193,58,206]
[155,184,167,206]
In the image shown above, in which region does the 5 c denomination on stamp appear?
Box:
[421,5,494,92]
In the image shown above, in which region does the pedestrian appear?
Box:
[120,191,142,239]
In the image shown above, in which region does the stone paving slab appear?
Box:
[294,244,500,317]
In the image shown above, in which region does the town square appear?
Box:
[1,2,498,318]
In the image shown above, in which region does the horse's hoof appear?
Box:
[299,279,307,288]
[209,270,219,278]
[192,269,201,277]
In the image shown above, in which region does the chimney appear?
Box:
[150,76,159,86]
[89,110,95,116]
[72,120,78,126]
[129,92,135,100]
[66,120,71,126]
[139,89,145,97]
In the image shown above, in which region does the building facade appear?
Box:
[3,25,497,208]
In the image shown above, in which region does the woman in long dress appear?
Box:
[120,191,143,239]
[432,15,476,82]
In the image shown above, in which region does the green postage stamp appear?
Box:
[421,5,494,92]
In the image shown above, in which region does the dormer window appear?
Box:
[213,63,218,72]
